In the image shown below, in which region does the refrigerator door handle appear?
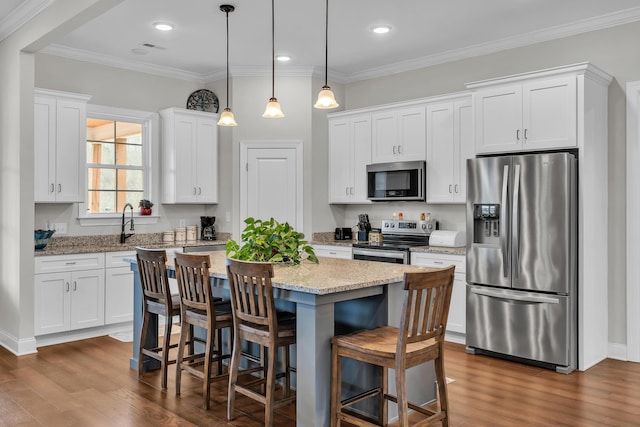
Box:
[470,287,560,304]
[513,164,521,279]
[501,164,509,278]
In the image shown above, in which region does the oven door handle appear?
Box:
[352,248,407,260]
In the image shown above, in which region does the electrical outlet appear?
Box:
[54,222,67,234]
[226,211,231,222]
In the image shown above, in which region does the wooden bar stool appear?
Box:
[174,252,234,410]
[330,266,455,427]
[135,247,180,390]
[225,258,296,427]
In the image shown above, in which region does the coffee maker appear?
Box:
[200,216,216,240]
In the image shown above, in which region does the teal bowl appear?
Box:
[34,229,55,251]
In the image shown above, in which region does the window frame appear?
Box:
[78,105,159,226]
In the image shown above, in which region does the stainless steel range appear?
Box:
[352,219,437,264]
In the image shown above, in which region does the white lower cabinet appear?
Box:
[411,252,466,338]
[35,253,106,336]
[312,244,352,259]
[105,251,136,325]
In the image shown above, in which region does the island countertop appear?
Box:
[134,250,439,296]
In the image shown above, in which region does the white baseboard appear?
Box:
[0,330,37,356]
[35,322,133,348]
[445,331,465,345]
[608,342,628,361]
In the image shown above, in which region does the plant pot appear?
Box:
[140,207,152,215]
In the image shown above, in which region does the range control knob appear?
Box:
[427,223,434,230]
[421,223,427,230]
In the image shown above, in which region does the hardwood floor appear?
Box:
[0,337,639,426]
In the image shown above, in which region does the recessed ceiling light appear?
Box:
[371,25,391,34]
[276,55,292,62]
[153,22,174,31]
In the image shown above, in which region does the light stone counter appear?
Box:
[168,250,437,295]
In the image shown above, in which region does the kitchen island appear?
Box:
[126,250,439,426]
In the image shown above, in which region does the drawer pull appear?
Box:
[66,262,77,265]
[434,261,444,265]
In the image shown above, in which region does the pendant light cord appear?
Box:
[324,0,328,86]
[225,8,230,109]
[271,0,275,99]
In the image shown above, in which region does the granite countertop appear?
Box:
[311,232,466,256]
[34,232,230,256]
[144,250,439,296]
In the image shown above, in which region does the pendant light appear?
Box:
[217,4,238,126]
[263,0,284,118]
[314,0,339,109]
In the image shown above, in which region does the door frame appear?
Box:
[626,81,640,363]
[239,140,304,231]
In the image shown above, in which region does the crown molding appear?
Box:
[344,6,640,83]
[36,6,640,85]
[0,0,53,42]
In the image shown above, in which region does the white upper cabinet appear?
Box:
[34,89,90,203]
[471,72,578,154]
[371,106,425,163]
[328,115,371,203]
[426,96,473,204]
[160,108,219,204]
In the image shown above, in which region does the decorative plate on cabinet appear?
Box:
[186,89,219,113]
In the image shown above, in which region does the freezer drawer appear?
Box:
[466,285,572,368]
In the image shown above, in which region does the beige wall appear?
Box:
[343,20,640,346]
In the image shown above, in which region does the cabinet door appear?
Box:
[70,269,105,330]
[105,266,134,324]
[350,115,372,202]
[453,99,473,203]
[448,275,466,334]
[396,107,426,161]
[34,97,56,202]
[55,98,86,202]
[426,102,455,203]
[328,118,352,203]
[173,114,197,203]
[371,111,397,163]
[195,118,219,202]
[522,77,577,151]
[35,272,70,335]
[474,85,523,154]
[312,245,352,259]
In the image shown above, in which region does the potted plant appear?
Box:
[226,217,318,265]
[139,199,153,215]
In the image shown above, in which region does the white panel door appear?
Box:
[397,107,426,161]
[328,118,352,203]
[34,97,56,202]
[426,102,455,203]
[474,85,522,154]
[245,146,299,229]
[55,98,85,202]
[195,118,219,202]
[70,269,105,330]
[34,272,70,335]
[105,266,134,324]
[174,115,196,203]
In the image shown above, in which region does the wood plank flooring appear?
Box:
[0,337,639,426]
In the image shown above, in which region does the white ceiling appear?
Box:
[4,0,640,83]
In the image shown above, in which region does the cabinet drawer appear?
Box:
[312,245,352,259]
[105,251,136,268]
[411,252,465,274]
[35,253,105,274]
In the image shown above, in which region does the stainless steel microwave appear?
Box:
[366,161,426,201]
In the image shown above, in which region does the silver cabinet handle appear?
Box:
[58,184,61,193]
[470,287,559,304]
[449,184,452,194]
[73,281,77,291]
[501,164,509,278]
[345,187,349,195]
[350,187,354,195]
[433,261,444,265]
[193,187,196,195]
[65,261,76,265]
[454,184,459,193]
[392,145,397,154]
[516,129,520,141]
[198,187,202,195]
[524,129,528,140]
[50,183,54,193]
[65,282,70,292]
[397,145,402,154]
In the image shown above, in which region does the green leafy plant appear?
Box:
[226,217,318,265]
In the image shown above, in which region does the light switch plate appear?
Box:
[54,222,67,234]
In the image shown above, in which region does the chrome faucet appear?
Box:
[120,203,135,244]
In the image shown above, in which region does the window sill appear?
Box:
[78,214,160,227]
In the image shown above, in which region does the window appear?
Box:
[86,119,143,213]
[78,106,157,226]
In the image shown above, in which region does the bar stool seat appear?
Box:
[331,266,455,427]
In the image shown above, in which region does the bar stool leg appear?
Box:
[227,331,242,421]
[138,310,150,376]
[435,354,449,427]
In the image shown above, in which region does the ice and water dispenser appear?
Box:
[472,204,501,244]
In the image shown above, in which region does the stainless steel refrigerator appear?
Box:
[465,152,577,373]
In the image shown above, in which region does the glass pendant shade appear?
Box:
[217,107,237,126]
[314,85,339,109]
[263,97,285,118]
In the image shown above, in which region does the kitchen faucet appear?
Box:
[120,203,135,244]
